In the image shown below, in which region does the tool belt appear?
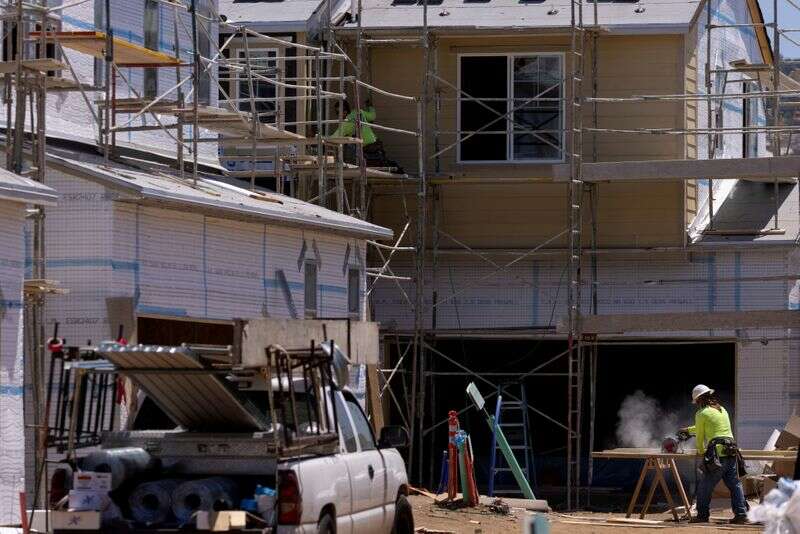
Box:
[702,436,746,477]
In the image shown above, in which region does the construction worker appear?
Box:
[330,100,404,173]
[680,384,748,525]
[330,100,377,146]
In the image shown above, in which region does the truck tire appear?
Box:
[392,495,414,534]
[317,513,335,534]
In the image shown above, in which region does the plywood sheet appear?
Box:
[239,318,379,366]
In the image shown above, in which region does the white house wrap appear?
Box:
[0,171,56,525]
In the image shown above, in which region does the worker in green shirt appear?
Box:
[330,100,378,145]
[329,100,404,173]
[680,384,748,525]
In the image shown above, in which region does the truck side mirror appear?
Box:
[378,426,409,449]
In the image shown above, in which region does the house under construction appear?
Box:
[320,0,800,507]
[3,0,800,515]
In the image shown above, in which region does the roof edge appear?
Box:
[47,152,393,241]
[0,174,58,206]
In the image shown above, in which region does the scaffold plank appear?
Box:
[169,106,306,141]
[288,160,401,179]
[96,97,179,114]
[30,31,180,66]
[0,58,65,73]
[563,156,800,183]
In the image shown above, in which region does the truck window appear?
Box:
[334,392,358,453]
[343,392,376,452]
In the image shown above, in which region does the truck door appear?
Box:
[339,391,389,533]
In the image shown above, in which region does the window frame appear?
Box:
[347,267,361,318]
[304,260,319,319]
[742,80,760,159]
[334,390,359,453]
[143,0,160,99]
[342,390,377,452]
[456,52,566,165]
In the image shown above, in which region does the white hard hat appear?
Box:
[692,384,714,404]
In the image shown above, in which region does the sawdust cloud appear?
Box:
[615,390,681,448]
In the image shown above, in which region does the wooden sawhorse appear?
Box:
[626,456,692,521]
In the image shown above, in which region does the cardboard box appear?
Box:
[771,457,797,478]
[775,430,800,450]
[196,511,248,532]
[784,414,800,440]
[51,510,101,530]
[73,471,112,491]
[68,489,109,512]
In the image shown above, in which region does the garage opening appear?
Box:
[389,338,735,508]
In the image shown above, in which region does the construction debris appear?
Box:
[487,498,510,515]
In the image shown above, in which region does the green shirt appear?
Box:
[687,405,734,455]
[330,107,378,145]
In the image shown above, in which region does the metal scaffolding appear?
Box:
[11,0,800,516]
[330,0,800,511]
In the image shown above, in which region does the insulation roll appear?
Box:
[171,477,239,524]
[81,448,153,489]
[129,479,181,525]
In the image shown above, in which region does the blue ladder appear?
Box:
[488,382,536,497]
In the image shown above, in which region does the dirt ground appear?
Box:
[409,495,763,534]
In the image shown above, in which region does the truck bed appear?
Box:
[102,430,338,475]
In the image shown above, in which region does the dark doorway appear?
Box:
[391,338,735,510]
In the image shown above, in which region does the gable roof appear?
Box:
[46,150,393,240]
[218,0,322,32]
[0,168,58,206]
[341,0,703,33]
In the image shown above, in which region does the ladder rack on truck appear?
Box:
[46,337,346,532]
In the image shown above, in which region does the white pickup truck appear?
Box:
[276,387,413,534]
[50,343,414,534]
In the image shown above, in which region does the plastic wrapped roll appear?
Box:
[171,477,239,524]
[129,479,181,525]
[81,448,153,490]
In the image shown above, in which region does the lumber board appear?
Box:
[607,518,665,525]
[555,519,667,529]
[366,364,384,434]
[567,309,800,334]
[592,448,796,461]
[556,156,800,183]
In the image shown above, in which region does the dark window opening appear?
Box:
[347,268,360,317]
[335,392,358,452]
[304,261,318,318]
[143,0,159,98]
[743,81,759,158]
[459,54,563,162]
[237,48,277,123]
[343,391,376,451]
